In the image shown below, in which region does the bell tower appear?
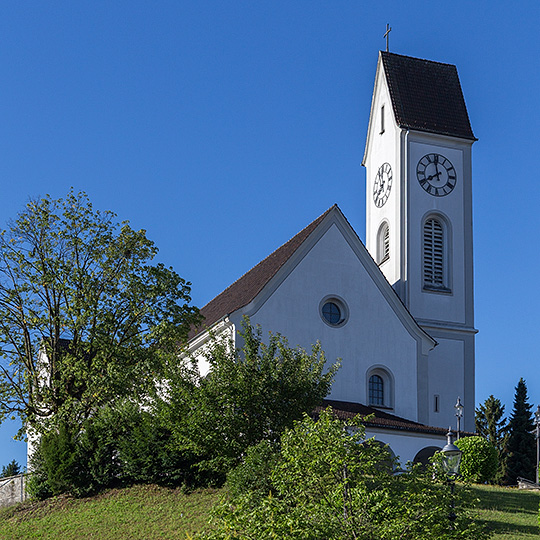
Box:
[362,51,477,432]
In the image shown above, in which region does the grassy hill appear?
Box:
[0,484,220,540]
[0,483,538,539]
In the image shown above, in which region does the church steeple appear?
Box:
[363,51,477,432]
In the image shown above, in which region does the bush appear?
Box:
[28,401,200,499]
[198,409,491,540]
[456,435,499,483]
[226,440,279,500]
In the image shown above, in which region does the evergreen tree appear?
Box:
[1,459,21,478]
[475,394,507,483]
[504,378,535,485]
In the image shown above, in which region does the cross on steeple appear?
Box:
[383,23,392,52]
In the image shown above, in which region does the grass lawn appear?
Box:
[0,484,221,540]
[0,482,538,539]
[472,484,540,539]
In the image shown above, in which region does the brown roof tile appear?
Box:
[315,399,450,436]
[189,205,336,339]
[381,51,476,141]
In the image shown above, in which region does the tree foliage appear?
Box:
[456,436,498,484]
[0,459,21,478]
[504,378,535,485]
[0,190,200,433]
[198,409,491,540]
[160,319,339,483]
[475,395,507,483]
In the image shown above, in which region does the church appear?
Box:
[188,50,477,465]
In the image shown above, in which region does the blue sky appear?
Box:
[0,1,538,468]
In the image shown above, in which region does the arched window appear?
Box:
[367,367,394,409]
[377,222,390,265]
[369,375,384,406]
[423,216,450,291]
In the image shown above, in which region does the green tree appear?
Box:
[0,459,21,478]
[162,319,339,483]
[0,190,200,435]
[504,378,536,485]
[475,395,507,483]
[456,436,498,483]
[199,409,490,540]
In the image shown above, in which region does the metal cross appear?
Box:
[383,23,392,52]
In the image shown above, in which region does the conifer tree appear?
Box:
[504,378,535,485]
[0,459,21,478]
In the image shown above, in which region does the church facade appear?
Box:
[188,51,477,464]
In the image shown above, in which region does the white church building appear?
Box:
[188,51,477,465]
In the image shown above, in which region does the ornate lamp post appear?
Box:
[535,405,540,485]
[454,397,464,440]
[441,428,462,526]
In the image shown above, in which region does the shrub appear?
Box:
[226,440,279,500]
[198,409,491,540]
[28,401,200,499]
[456,435,499,483]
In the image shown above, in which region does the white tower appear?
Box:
[362,52,477,431]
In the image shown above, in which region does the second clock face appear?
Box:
[373,163,392,208]
[416,153,457,197]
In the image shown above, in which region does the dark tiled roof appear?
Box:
[315,399,449,436]
[189,206,336,339]
[381,51,476,141]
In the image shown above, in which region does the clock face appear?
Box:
[373,163,392,208]
[416,153,457,197]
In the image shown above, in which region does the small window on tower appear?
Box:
[434,394,440,413]
[380,105,385,134]
[377,222,390,265]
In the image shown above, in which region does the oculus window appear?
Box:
[319,296,349,327]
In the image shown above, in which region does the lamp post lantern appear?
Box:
[441,428,462,527]
[535,405,540,485]
[454,397,464,440]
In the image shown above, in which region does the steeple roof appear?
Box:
[381,51,476,141]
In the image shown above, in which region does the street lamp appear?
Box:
[441,428,462,526]
[535,405,540,485]
[454,397,464,440]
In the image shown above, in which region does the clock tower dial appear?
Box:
[373,162,392,208]
[416,153,457,197]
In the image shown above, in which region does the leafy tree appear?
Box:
[456,436,498,483]
[198,409,491,540]
[0,190,200,435]
[161,319,339,483]
[504,378,536,485]
[475,395,507,482]
[0,459,21,478]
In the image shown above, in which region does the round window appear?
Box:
[322,302,341,325]
[320,297,348,327]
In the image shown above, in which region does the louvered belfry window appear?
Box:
[378,222,390,264]
[423,218,444,287]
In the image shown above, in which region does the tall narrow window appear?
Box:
[423,217,447,290]
[377,222,390,265]
[380,105,385,134]
[369,374,384,406]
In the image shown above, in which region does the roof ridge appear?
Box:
[380,50,456,68]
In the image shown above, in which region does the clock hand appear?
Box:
[426,171,442,182]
